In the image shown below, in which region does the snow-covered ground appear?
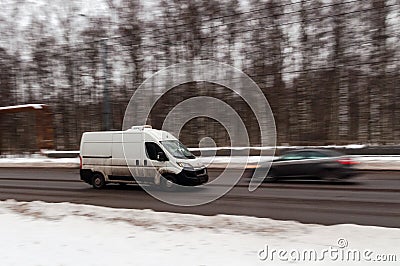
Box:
[191,144,367,150]
[0,154,78,168]
[0,103,46,110]
[0,200,398,266]
[1,154,400,170]
[199,155,400,170]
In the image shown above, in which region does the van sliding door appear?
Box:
[112,133,143,179]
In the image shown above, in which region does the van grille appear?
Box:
[185,168,206,177]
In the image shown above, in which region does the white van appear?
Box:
[79,125,208,190]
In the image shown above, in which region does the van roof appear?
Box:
[82,127,177,141]
[143,128,176,140]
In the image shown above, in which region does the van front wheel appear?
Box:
[161,175,178,192]
[92,173,106,189]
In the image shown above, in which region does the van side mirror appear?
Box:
[157,152,168,161]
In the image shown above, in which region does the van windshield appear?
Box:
[161,140,196,159]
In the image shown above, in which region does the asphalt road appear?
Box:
[0,168,399,228]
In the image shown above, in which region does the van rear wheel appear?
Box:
[92,173,106,189]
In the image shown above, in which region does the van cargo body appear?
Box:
[79,126,208,189]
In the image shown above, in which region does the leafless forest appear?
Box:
[0,0,399,152]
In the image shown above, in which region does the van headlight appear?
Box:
[177,162,194,171]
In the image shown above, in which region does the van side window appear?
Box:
[145,142,164,160]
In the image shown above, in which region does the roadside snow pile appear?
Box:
[0,103,45,110]
[190,144,367,151]
[199,156,273,168]
[0,154,400,170]
[0,200,399,266]
[356,156,400,170]
[0,154,78,168]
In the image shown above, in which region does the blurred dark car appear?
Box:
[262,149,359,182]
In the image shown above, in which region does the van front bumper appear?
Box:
[177,168,209,186]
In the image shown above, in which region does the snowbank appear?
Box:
[2,154,400,170]
[0,200,399,265]
[0,155,78,168]
[190,144,367,151]
[0,103,45,110]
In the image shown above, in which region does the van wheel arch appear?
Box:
[161,174,178,191]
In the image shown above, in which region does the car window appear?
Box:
[280,152,306,160]
[145,142,164,160]
[304,151,328,159]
